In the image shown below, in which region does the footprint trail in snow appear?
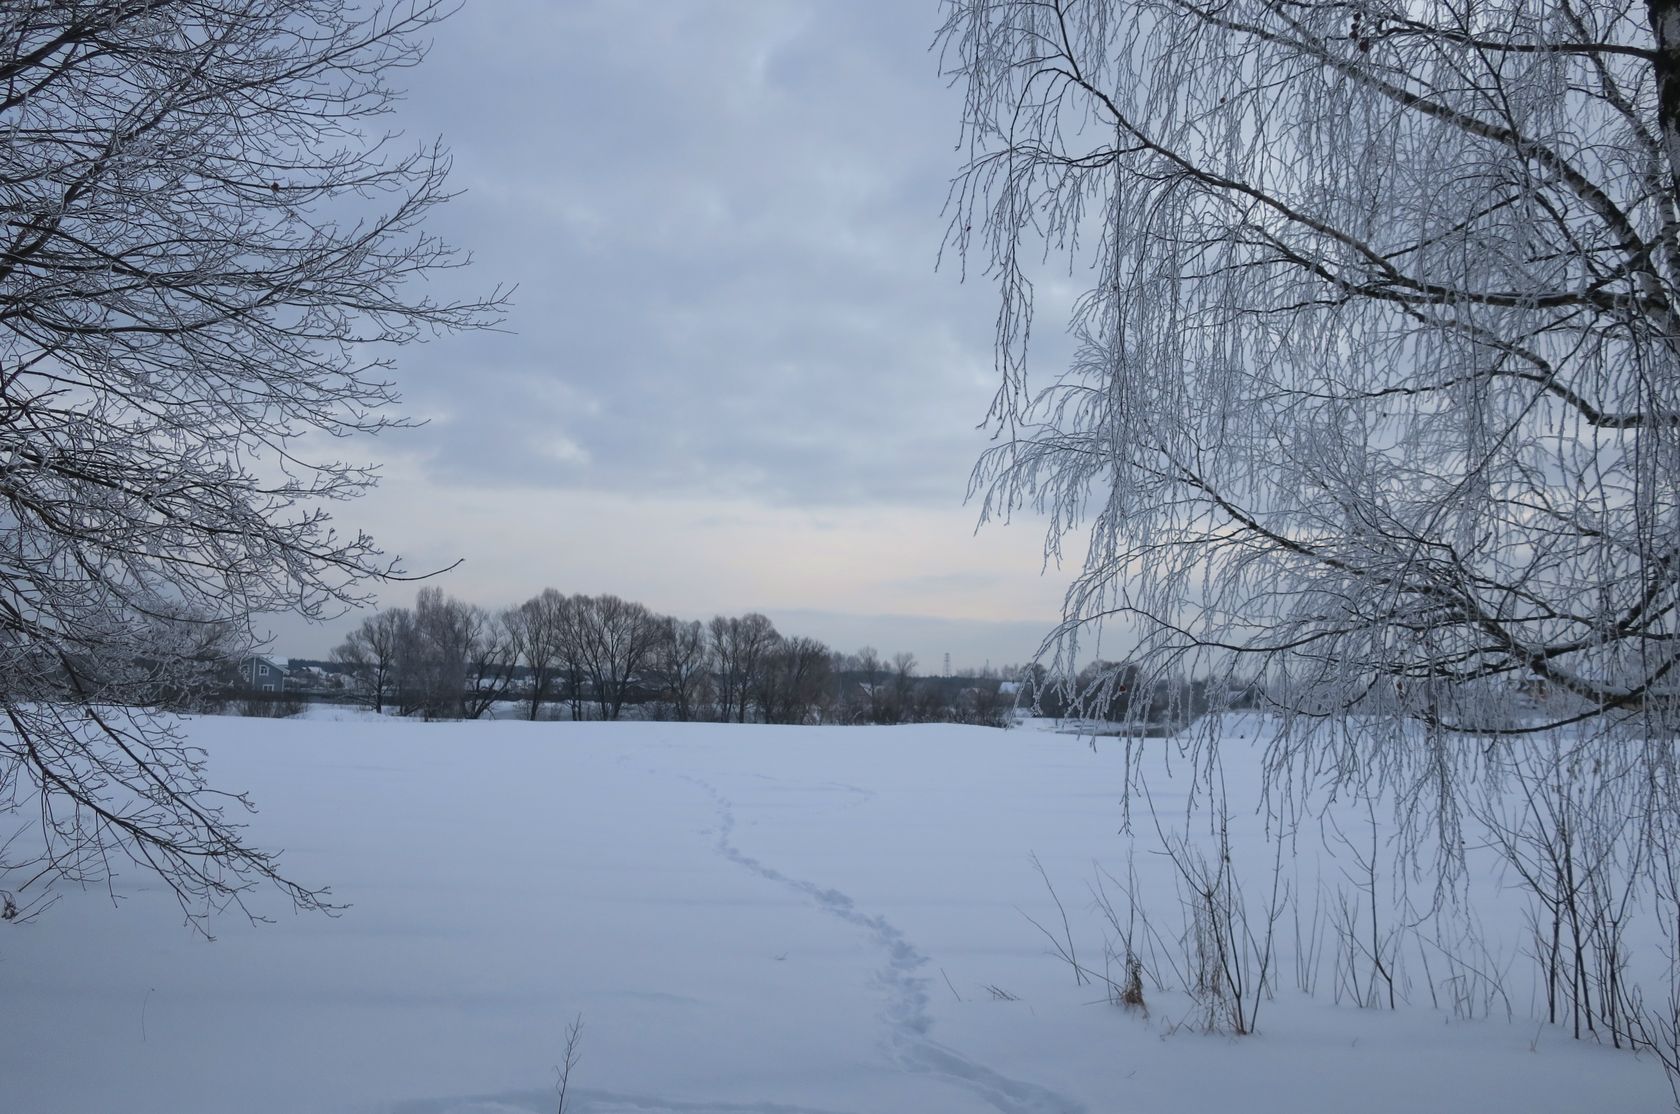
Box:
[687,775,1085,1114]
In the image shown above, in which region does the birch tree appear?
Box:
[942,0,1678,777]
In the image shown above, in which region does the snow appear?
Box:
[1,712,1669,1113]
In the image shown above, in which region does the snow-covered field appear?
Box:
[2,712,1669,1113]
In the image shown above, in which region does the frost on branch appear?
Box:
[0,0,503,927]
[940,0,1678,837]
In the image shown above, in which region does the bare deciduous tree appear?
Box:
[406,587,474,720]
[653,617,712,722]
[334,609,409,715]
[843,646,888,725]
[0,0,500,927]
[708,615,741,723]
[884,652,919,725]
[507,589,570,721]
[709,613,780,723]
[573,594,660,721]
[463,607,519,720]
[754,634,827,725]
[765,635,835,725]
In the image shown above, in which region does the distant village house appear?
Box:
[237,656,289,693]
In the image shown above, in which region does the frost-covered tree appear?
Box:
[0,1,499,927]
[941,0,1679,782]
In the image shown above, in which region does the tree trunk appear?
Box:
[1651,0,1680,194]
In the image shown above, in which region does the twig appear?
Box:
[555,1012,583,1114]
[1028,851,1088,986]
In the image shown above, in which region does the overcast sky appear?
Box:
[270,0,1077,671]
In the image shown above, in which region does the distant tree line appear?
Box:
[1015,660,1217,730]
[328,588,1016,727]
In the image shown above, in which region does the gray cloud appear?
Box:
[378,0,1010,509]
[249,2,1095,665]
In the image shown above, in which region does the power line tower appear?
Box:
[943,652,951,677]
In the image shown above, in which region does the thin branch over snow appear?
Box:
[940,0,1679,835]
[0,0,502,928]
